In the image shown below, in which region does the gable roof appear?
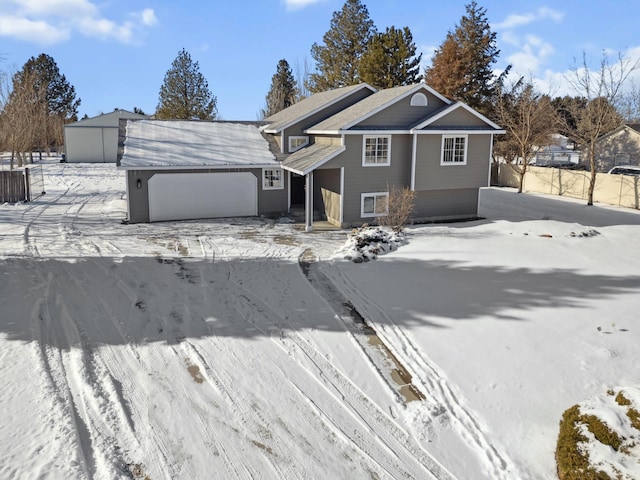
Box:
[65,109,147,128]
[262,83,376,133]
[411,101,504,132]
[597,123,640,142]
[119,120,278,169]
[281,143,345,176]
[306,83,451,133]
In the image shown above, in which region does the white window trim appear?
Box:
[362,135,391,167]
[288,136,309,153]
[440,134,468,166]
[360,192,389,218]
[262,168,284,190]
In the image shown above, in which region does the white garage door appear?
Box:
[148,172,257,222]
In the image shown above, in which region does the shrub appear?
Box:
[376,185,416,232]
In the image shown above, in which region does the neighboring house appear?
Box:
[117,121,287,223]
[118,83,504,228]
[64,109,147,163]
[533,133,581,166]
[595,124,640,172]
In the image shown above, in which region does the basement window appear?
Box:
[361,192,388,217]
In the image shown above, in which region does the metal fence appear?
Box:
[26,165,46,200]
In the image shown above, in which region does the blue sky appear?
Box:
[1,0,639,120]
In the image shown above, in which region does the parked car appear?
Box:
[607,165,640,176]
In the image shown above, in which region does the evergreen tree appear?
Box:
[262,59,298,118]
[307,0,376,93]
[8,53,79,151]
[424,1,504,114]
[359,26,422,89]
[156,49,217,120]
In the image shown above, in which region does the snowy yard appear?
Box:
[1,161,639,479]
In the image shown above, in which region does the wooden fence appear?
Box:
[498,164,640,209]
[0,170,26,203]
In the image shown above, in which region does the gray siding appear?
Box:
[356,92,449,128]
[412,188,480,220]
[321,134,412,225]
[282,88,372,151]
[126,168,288,223]
[414,134,492,191]
[430,107,488,128]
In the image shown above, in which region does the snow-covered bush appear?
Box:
[334,225,406,263]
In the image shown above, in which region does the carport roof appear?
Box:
[281,143,345,176]
[119,120,279,168]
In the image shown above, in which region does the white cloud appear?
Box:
[0,0,157,45]
[496,6,564,30]
[283,0,325,11]
[0,15,70,44]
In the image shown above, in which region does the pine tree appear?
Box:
[262,59,298,118]
[307,0,376,93]
[359,26,422,89]
[156,49,217,120]
[424,1,503,114]
[7,53,79,152]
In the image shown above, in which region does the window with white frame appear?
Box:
[288,136,309,153]
[262,168,284,190]
[441,135,467,165]
[362,135,391,166]
[361,192,388,218]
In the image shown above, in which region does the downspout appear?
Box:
[287,170,291,211]
[411,133,417,191]
[339,167,344,227]
[305,171,314,232]
[487,134,494,186]
[280,131,285,154]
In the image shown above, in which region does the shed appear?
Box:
[64,110,148,163]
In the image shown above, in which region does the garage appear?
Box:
[148,172,257,222]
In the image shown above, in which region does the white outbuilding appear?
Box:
[64,109,148,163]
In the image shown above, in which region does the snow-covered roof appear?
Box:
[120,120,278,168]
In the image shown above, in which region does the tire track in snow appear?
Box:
[325,264,517,479]
[206,255,456,480]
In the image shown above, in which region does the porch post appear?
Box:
[305,171,314,232]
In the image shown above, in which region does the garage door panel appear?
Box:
[148,172,257,222]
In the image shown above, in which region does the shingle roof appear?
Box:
[281,143,345,175]
[306,84,428,132]
[263,84,375,133]
[120,120,278,168]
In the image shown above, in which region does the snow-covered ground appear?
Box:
[1,160,639,479]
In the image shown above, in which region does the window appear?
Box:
[361,192,388,218]
[288,136,309,153]
[410,93,428,107]
[441,135,467,165]
[263,168,284,190]
[363,136,391,166]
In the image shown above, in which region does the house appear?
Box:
[595,124,640,172]
[270,82,504,229]
[118,120,288,223]
[64,109,147,163]
[118,83,504,228]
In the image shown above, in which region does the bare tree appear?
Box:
[565,51,638,205]
[494,77,560,192]
[0,68,45,168]
[617,79,640,123]
[376,185,416,232]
